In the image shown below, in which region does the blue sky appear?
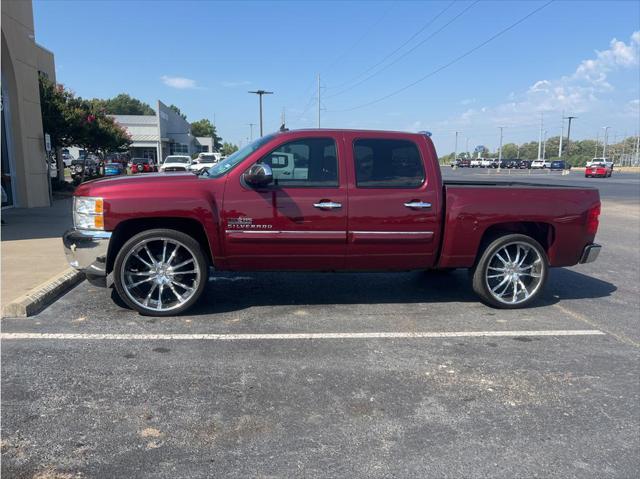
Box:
[34,0,639,154]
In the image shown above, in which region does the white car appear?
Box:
[531,159,552,169]
[470,158,482,168]
[159,155,192,172]
[480,158,497,168]
[189,153,219,173]
[586,157,613,168]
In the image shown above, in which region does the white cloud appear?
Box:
[459,98,476,106]
[442,31,640,129]
[161,75,198,89]
[221,80,251,88]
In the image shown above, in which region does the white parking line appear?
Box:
[0,330,605,341]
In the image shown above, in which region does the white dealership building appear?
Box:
[112,100,213,163]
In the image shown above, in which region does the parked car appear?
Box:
[63,129,602,316]
[159,155,192,172]
[104,162,124,176]
[586,157,613,168]
[517,159,532,169]
[190,153,219,174]
[70,157,101,181]
[480,158,497,168]
[500,159,518,169]
[470,158,481,168]
[130,158,157,174]
[531,159,552,169]
[550,160,567,171]
[61,153,74,167]
[585,161,612,178]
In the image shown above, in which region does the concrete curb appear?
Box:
[2,268,84,318]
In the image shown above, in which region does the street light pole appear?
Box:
[454,131,459,165]
[498,126,504,171]
[564,116,576,163]
[248,123,255,141]
[248,90,274,137]
[602,126,611,158]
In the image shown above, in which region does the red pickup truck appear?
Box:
[63,129,601,316]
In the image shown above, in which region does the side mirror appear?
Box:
[243,163,273,187]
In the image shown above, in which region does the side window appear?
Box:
[354,139,425,188]
[261,138,338,187]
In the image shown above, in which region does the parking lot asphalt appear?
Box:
[2,168,639,478]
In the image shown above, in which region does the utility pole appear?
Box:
[454,131,459,164]
[248,123,255,141]
[634,133,640,166]
[564,116,576,162]
[558,112,565,158]
[517,144,520,159]
[498,126,505,170]
[281,108,286,128]
[537,112,543,160]
[248,90,274,137]
[542,130,548,159]
[317,74,321,128]
[602,126,611,158]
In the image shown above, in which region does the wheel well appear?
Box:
[106,218,213,274]
[478,222,554,258]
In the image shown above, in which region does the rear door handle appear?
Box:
[404,201,432,209]
[313,201,342,210]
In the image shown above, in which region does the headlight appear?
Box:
[73,196,104,230]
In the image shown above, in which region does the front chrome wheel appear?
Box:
[484,242,543,305]
[119,236,202,313]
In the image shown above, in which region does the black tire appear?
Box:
[471,233,548,309]
[113,228,209,316]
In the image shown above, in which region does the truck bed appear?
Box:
[438,180,600,269]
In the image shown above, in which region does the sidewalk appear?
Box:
[1,197,74,308]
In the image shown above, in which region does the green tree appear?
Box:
[39,76,132,181]
[190,119,223,150]
[90,93,155,115]
[190,119,214,137]
[221,142,239,156]
[169,104,187,120]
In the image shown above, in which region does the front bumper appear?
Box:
[63,229,112,277]
[579,243,601,264]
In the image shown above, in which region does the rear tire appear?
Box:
[472,234,548,309]
[113,228,208,316]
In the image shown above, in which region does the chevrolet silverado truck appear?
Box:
[63,129,602,316]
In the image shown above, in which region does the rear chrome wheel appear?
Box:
[472,234,548,309]
[114,229,208,316]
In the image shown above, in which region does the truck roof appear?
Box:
[274,128,431,138]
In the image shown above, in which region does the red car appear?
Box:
[585,162,612,178]
[63,129,601,315]
[130,158,157,174]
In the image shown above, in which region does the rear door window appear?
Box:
[353,139,424,188]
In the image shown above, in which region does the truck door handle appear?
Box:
[404,201,432,209]
[313,201,342,210]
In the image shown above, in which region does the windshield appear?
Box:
[166,157,190,164]
[205,134,276,178]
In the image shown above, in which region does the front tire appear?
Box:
[113,229,208,316]
[472,234,548,309]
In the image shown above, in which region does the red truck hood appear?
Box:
[75,172,198,196]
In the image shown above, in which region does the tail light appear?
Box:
[586,203,601,235]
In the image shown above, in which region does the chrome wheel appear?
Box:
[485,241,543,305]
[120,237,202,312]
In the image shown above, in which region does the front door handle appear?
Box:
[404,201,432,209]
[313,201,342,210]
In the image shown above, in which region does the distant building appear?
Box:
[2,0,56,208]
[112,101,212,162]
